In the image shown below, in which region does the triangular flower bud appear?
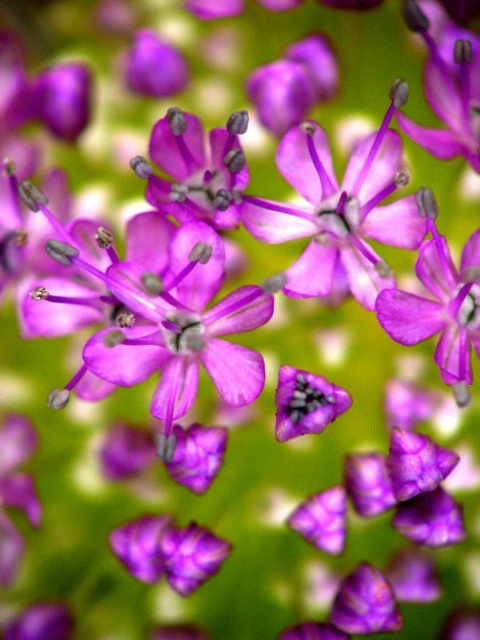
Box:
[386,427,459,502]
[386,548,441,603]
[344,452,397,517]
[275,366,352,442]
[287,486,346,555]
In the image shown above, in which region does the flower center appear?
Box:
[162,312,206,355]
[316,192,360,240]
[457,289,480,328]
[286,373,334,424]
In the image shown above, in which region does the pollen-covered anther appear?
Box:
[45,239,79,266]
[188,242,212,265]
[117,313,135,328]
[169,183,188,203]
[374,261,393,278]
[157,433,177,463]
[141,271,163,295]
[103,329,126,347]
[94,226,114,249]
[453,381,471,408]
[212,189,232,211]
[129,155,153,179]
[167,106,188,136]
[300,121,317,136]
[47,388,70,410]
[454,39,472,65]
[29,286,49,301]
[394,167,410,188]
[402,0,429,32]
[416,187,438,219]
[18,180,49,212]
[223,147,245,174]
[390,79,409,108]
[226,110,249,135]
[260,272,287,293]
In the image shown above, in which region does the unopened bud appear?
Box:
[402,0,429,32]
[157,433,177,463]
[188,242,212,264]
[223,147,245,174]
[300,121,317,136]
[29,286,49,301]
[45,239,79,266]
[454,39,472,64]
[18,180,49,212]
[260,272,287,293]
[416,187,438,220]
[453,381,471,408]
[47,388,70,410]
[226,110,249,135]
[129,155,153,179]
[374,261,393,278]
[94,226,113,249]
[390,79,409,108]
[169,183,188,203]
[103,329,126,347]
[167,107,187,136]
[117,313,135,328]
[212,189,232,211]
[141,272,163,295]
[394,167,410,188]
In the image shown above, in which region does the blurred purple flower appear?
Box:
[184,0,302,18]
[344,452,396,517]
[439,608,480,640]
[275,366,352,442]
[386,427,459,501]
[287,486,347,555]
[3,602,73,640]
[392,486,466,547]
[151,625,211,640]
[126,30,189,98]
[437,0,480,25]
[385,547,441,602]
[316,0,383,8]
[384,378,446,430]
[278,622,349,640]
[99,423,156,481]
[329,562,402,634]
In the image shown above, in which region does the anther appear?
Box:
[3,158,16,176]
[416,187,438,220]
[463,266,480,282]
[157,433,177,463]
[374,261,393,278]
[389,79,409,108]
[117,313,135,328]
[453,381,471,408]
[103,329,126,347]
[226,110,249,135]
[167,107,188,136]
[45,239,79,266]
[300,121,316,136]
[29,286,49,301]
[18,180,49,212]
[188,242,212,264]
[454,39,472,65]
[94,226,114,249]
[141,272,164,295]
[402,0,429,32]
[212,189,232,211]
[223,148,245,174]
[47,388,70,410]
[169,183,188,203]
[129,155,153,179]
[394,167,410,188]
[260,272,287,294]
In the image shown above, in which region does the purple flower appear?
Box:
[151,625,210,640]
[329,562,402,634]
[392,486,466,547]
[376,211,480,404]
[0,414,41,586]
[258,0,303,8]
[315,0,383,8]
[344,452,396,517]
[183,0,244,19]
[3,602,73,640]
[397,1,480,172]
[386,427,459,501]
[242,83,426,310]
[275,366,352,442]
[278,622,349,640]
[165,423,228,493]
[32,62,92,142]
[142,107,249,230]
[99,423,156,480]
[384,378,447,430]
[125,30,189,98]
[437,0,480,25]
[440,608,480,640]
[284,35,338,101]
[287,486,347,555]
[385,547,441,602]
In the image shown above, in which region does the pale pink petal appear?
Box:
[150,357,199,420]
[126,211,176,273]
[360,195,426,249]
[201,338,265,406]
[205,286,274,337]
[415,238,459,302]
[75,369,117,401]
[0,512,24,586]
[460,229,480,279]
[0,473,41,527]
[242,197,317,243]
[434,325,473,385]
[423,58,464,132]
[396,113,465,159]
[0,414,37,474]
[284,240,337,298]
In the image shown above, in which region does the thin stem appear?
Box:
[122,331,163,346]
[205,288,262,326]
[459,328,468,382]
[45,294,101,308]
[107,246,120,264]
[164,358,183,437]
[65,364,87,391]
[164,261,197,291]
[335,191,348,215]
[349,234,379,266]
[242,195,315,223]
[38,204,72,244]
[175,135,198,174]
[161,320,182,333]
[7,173,23,224]
[360,181,397,218]
[460,59,471,133]
[448,282,474,318]
[306,134,337,198]
[427,218,458,286]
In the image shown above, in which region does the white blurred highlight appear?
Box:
[314,328,350,367]
[256,488,298,527]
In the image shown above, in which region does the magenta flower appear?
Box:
[385,547,441,603]
[287,486,347,555]
[99,423,157,481]
[0,414,41,586]
[151,625,210,640]
[125,30,189,98]
[242,84,426,310]
[3,602,73,640]
[184,0,302,19]
[384,378,448,431]
[344,452,396,517]
[437,0,480,25]
[397,0,480,172]
[386,427,459,501]
[140,107,249,230]
[329,562,402,634]
[376,206,480,405]
[275,366,352,442]
[278,622,349,640]
[440,608,480,640]
[392,486,466,547]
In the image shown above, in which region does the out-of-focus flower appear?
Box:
[184,0,302,19]
[385,547,442,602]
[275,366,352,442]
[437,0,480,25]
[0,414,40,586]
[99,423,157,481]
[150,625,211,640]
[316,0,383,8]
[384,378,449,430]
[287,486,347,555]
[439,608,480,640]
[329,562,402,634]
[3,602,73,640]
[278,622,349,640]
[344,452,396,517]
[125,30,189,98]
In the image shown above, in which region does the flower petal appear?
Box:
[423,58,464,132]
[0,414,38,474]
[0,472,41,527]
[283,240,337,298]
[415,237,459,301]
[0,512,24,586]
[150,357,199,421]
[74,370,117,401]
[205,285,273,337]
[126,211,176,273]
[434,324,473,385]
[242,197,317,243]
[360,195,426,249]
[460,228,480,280]
[396,113,465,159]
